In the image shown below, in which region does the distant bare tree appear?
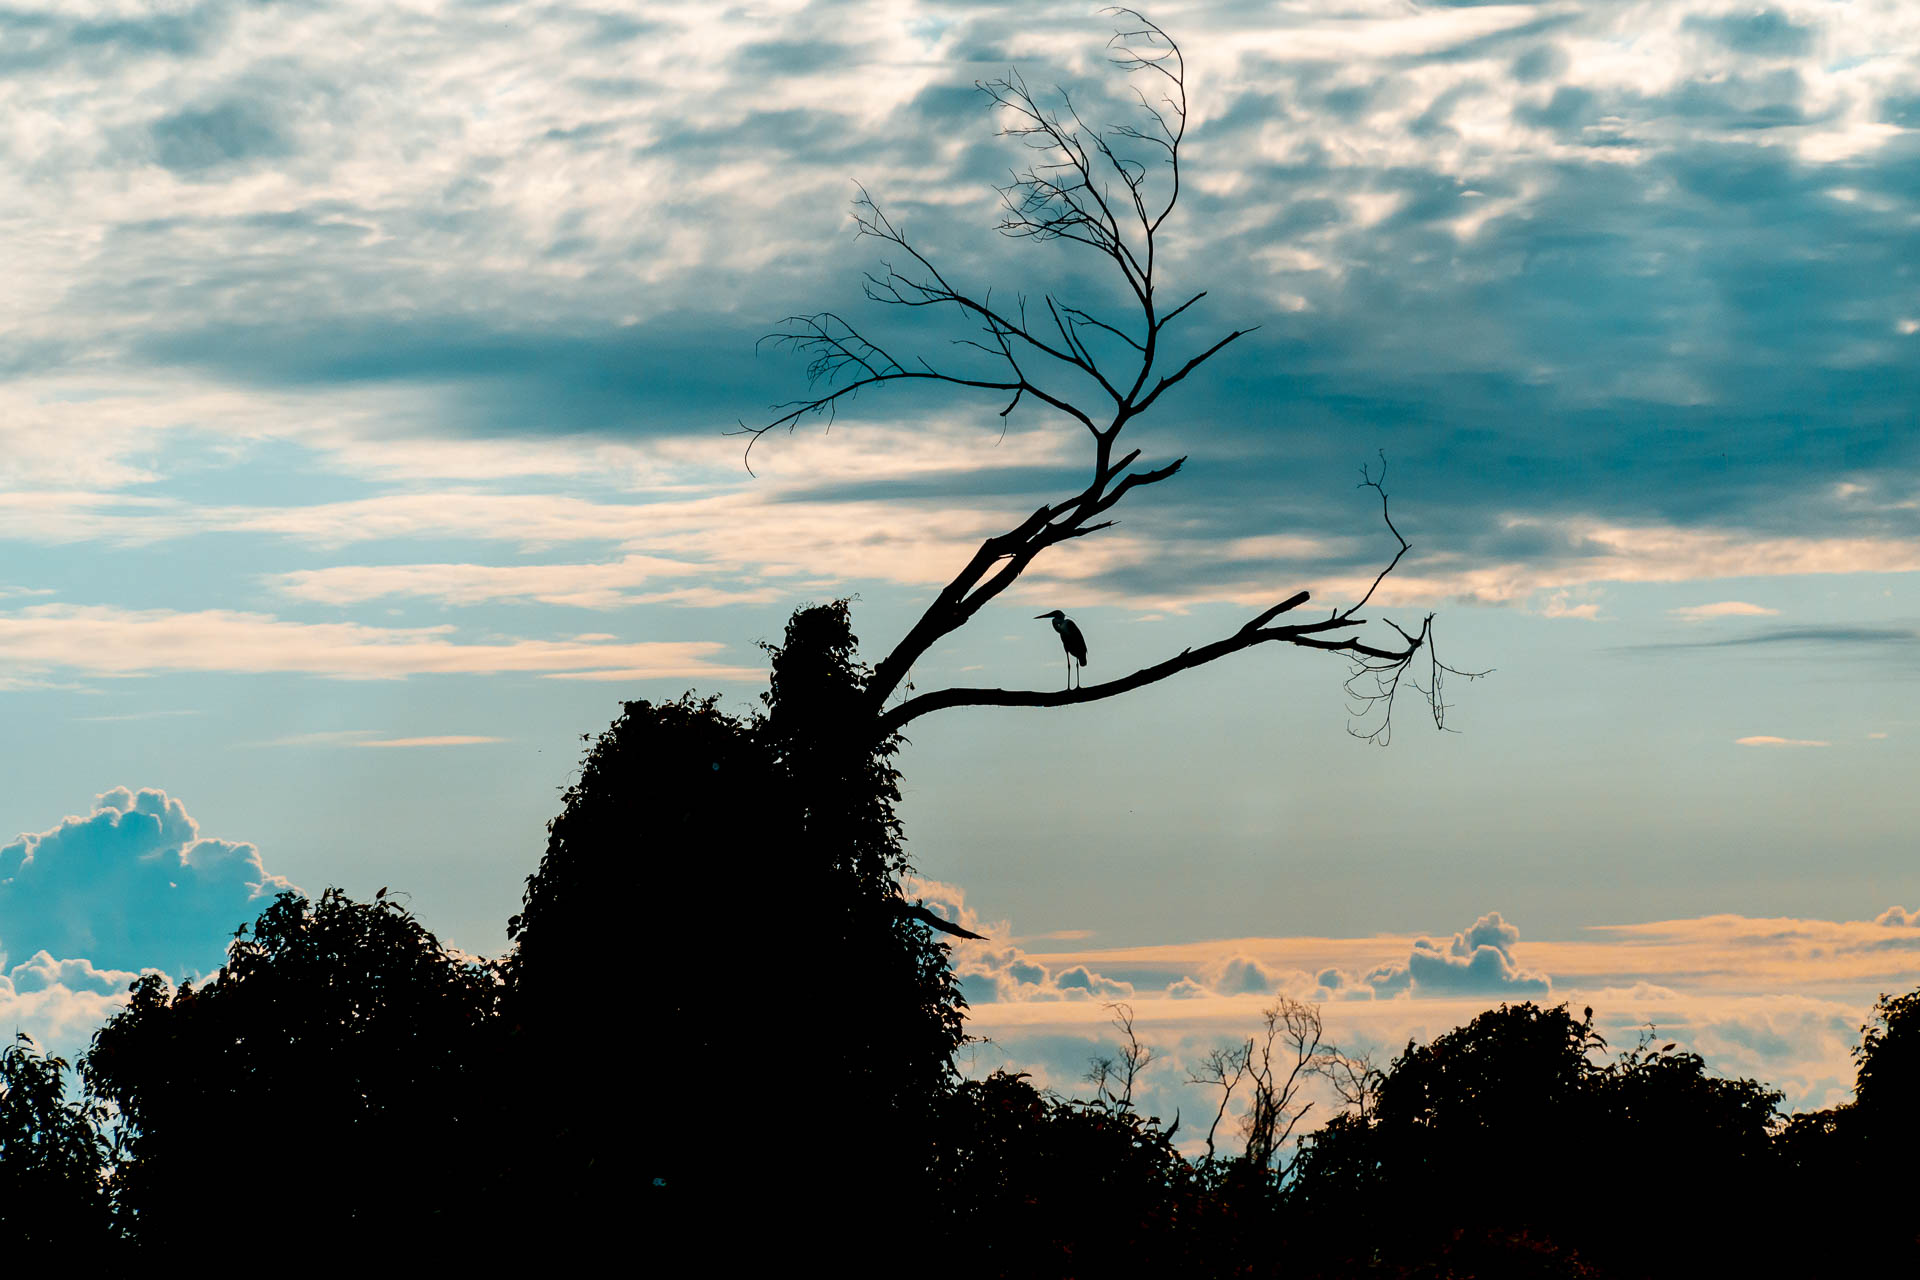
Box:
[1191,997,1330,1175]
[1311,1042,1384,1124]
[1085,1002,1154,1111]
[748,9,1477,744]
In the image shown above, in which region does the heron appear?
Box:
[1034,610,1088,690]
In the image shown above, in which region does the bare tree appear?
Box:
[1310,1042,1383,1125]
[747,9,1477,743]
[1189,998,1328,1175]
[1241,999,1324,1175]
[1084,1001,1154,1111]
[1188,1041,1249,1165]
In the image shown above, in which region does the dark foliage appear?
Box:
[757,601,968,1128]
[931,1071,1196,1275]
[1775,989,1920,1266]
[81,888,498,1256]
[1287,1003,1783,1278]
[505,687,788,1234]
[511,601,965,1261]
[0,1033,117,1257]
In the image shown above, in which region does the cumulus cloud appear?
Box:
[6,950,140,997]
[1326,911,1551,999]
[0,787,295,976]
[1875,906,1920,927]
[1216,955,1278,996]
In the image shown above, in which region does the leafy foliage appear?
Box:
[513,602,965,1259]
[758,601,967,1120]
[81,888,498,1253]
[1287,1003,1784,1277]
[932,1070,1195,1273]
[0,1033,117,1254]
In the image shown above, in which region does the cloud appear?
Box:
[0,0,1913,631]
[907,875,1137,1004]
[1684,9,1816,57]
[1641,625,1920,653]
[1535,588,1602,620]
[268,555,722,609]
[147,98,292,174]
[0,787,295,976]
[1670,601,1781,621]
[6,950,140,997]
[1217,955,1278,995]
[0,604,764,681]
[1353,911,1552,998]
[1736,735,1831,748]
[934,888,1920,1138]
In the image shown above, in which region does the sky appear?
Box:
[3,0,1918,1150]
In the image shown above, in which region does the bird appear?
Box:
[1034,609,1088,690]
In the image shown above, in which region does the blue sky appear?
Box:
[3,0,1918,1146]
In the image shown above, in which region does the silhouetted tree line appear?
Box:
[4,604,1916,1273]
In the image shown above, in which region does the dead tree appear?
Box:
[744,10,1475,742]
[1083,1001,1154,1112]
[1310,1042,1383,1124]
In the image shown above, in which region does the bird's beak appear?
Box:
[1034,613,1049,619]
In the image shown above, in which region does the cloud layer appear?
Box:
[921,875,1920,1152]
[1,0,1917,629]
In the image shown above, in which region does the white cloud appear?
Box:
[0,787,294,977]
[1671,601,1782,621]
[6,950,140,997]
[1736,735,1831,747]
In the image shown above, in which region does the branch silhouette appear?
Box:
[746,9,1474,743]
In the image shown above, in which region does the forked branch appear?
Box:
[878,477,1485,742]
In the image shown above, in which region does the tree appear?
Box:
[747,10,1474,743]
[1288,1002,1785,1279]
[1775,987,1920,1267]
[506,689,790,1225]
[519,605,967,1260]
[931,1068,1195,1276]
[0,1033,117,1255]
[82,888,499,1255]
[1190,998,1328,1177]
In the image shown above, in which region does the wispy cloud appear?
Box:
[1736,736,1831,747]
[262,730,504,749]
[1671,601,1781,622]
[0,605,763,681]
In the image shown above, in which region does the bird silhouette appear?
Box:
[1035,610,1088,690]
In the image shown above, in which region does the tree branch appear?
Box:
[877,590,1353,736]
